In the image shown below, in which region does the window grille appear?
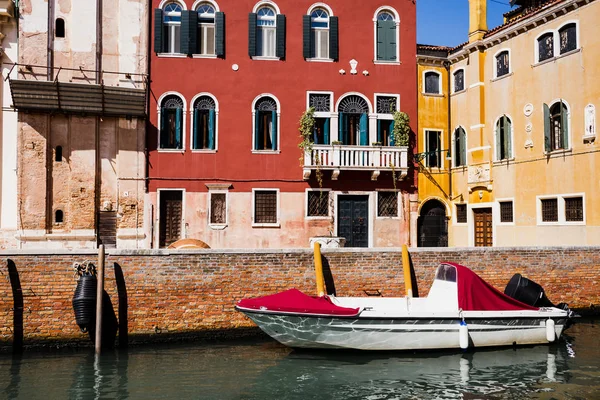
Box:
[376,96,397,114]
[338,95,369,114]
[499,201,513,223]
[496,51,509,77]
[255,97,277,111]
[541,198,558,222]
[309,94,331,112]
[538,33,554,62]
[210,193,226,224]
[559,24,577,54]
[163,95,184,109]
[254,191,277,223]
[307,191,328,217]
[456,204,467,223]
[453,70,464,92]
[424,72,440,94]
[378,192,398,217]
[565,197,583,222]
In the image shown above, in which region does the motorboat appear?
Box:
[235,262,573,351]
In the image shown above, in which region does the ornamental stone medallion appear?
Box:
[468,164,491,184]
[523,103,533,117]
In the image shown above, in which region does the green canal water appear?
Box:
[1,319,599,399]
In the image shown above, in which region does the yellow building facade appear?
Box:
[417,0,600,247]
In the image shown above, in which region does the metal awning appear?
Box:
[9,79,147,118]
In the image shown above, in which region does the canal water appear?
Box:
[1,319,599,399]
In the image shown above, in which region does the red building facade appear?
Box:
[148,0,417,249]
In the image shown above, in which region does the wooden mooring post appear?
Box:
[95,244,105,354]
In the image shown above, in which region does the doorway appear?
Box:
[337,195,369,248]
[159,190,183,248]
[473,208,493,247]
[417,200,448,247]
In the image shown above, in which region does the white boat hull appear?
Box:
[239,310,568,351]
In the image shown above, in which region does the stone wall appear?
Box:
[0,247,598,349]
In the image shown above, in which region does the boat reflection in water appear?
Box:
[244,342,573,399]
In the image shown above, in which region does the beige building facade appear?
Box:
[13,0,148,249]
[417,0,600,247]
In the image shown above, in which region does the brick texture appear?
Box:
[0,247,598,349]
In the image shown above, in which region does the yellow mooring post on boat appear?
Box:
[314,242,325,297]
[402,244,413,298]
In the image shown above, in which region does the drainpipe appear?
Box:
[96,0,102,84]
[47,0,54,80]
[95,0,103,246]
[443,60,452,201]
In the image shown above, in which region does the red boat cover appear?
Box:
[237,288,361,316]
[445,262,539,311]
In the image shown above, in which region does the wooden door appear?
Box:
[474,208,493,247]
[97,211,117,248]
[159,191,183,248]
[338,196,369,248]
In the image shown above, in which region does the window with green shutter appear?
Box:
[376,11,396,62]
[254,96,278,151]
[454,127,466,167]
[192,96,217,150]
[546,101,569,152]
[180,10,198,55]
[160,95,184,150]
[495,115,512,161]
[195,4,216,56]
[161,3,182,54]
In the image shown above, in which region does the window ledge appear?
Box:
[252,223,281,228]
[252,150,281,154]
[583,134,596,143]
[192,54,218,59]
[251,56,281,61]
[544,148,572,158]
[451,89,466,96]
[374,60,401,65]
[533,48,581,67]
[422,92,444,98]
[158,149,185,153]
[493,158,515,165]
[497,222,515,226]
[305,58,334,63]
[305,215,331,220]
[376,216,400,220]
[209,224,227,230]
[451,165,468,171]
[191,149,217,153]
[157,53,187,58]
[537,221,586,226]
[491,72,513,82]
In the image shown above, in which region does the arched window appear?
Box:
[55,18,65,38]
[559,23,577,54]
[495,116,512,161]
[424,71,441,94]
[257,6,277,57]
[375,10,397,62]
[537,32,554,62]
[418,200,448,247]
[196,3,216,55]
[55,210,64,224]
[453,69,464,93]
[162,2,182,53]
[310,8,329,59]
[544,101,569,152]
[338,95,370,146]
[453,127,466,167]
[192,95,217,150]
[253,96,278,151]
[495,50,510,78]
[159,94,185,150]
[55,146,63,162]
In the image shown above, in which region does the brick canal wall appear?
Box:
[0,247,598,349]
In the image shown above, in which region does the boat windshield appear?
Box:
[435,264,457,282]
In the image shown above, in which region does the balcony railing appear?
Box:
[303,144,408,181]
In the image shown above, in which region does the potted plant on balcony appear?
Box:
[392,111,410,147]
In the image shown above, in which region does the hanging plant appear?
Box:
[298,107,323,188]
[392,111,410,146]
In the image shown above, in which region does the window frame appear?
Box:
[373,6,400,65]
[157,92,186,152]
[534,21,580,65]
[335,92,373,146]
[307,4,332,60]
[194,1,218,56]
[252,188,280,227]
[584,104,596,141]
[305,188,331,219]
[536,193,585,226]
[455,203,468,224]
[494,114,513,161]
[423,128,443,169]
[206,183,230,229]
[545,99,571,153]
[558,21,578,55]
[190,93,219,152]
[422,70,442,95]
[156,188,186,248]
[493,49,511,79]
[452,126,467,168]
[374,93,400,146]
[306,91,334,145]
[251,93,281,153]
[452,68,465,94]
[496,198,515,225]
[159,0,186,54]
[254,3,278,58]
[376,190,400,219]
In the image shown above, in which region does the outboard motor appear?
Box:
[504,273,557,308]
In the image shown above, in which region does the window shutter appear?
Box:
[376,21,385,60]
[215,12,225,57]
[175,108,183,149]
[324,118,330,144]
[496,119,502,160]
[561,101,569,149]
[254,112,260,149]
[276,14,286,59]
[154,9,164,53]
[208,109,215,150]
[271,110,277,150]
[193,108,199,149]
[387,21,396,61]
[359,113,368,145]
[160,108,167,148]
[302,15,311,59]
[390,120,395,146]
[248,13,257,57]
[377,119,382,143]
[505,116,512,158]
[339,112,345,144]
[180,10,197,56]
[459,129,466,166]
[543,103,551,152]
[329,16,339,61]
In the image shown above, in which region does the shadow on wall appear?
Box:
[321,256,337,297]
[7,259,23,353]
[114,262,128,348]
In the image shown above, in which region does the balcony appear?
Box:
[303,144,408,181]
